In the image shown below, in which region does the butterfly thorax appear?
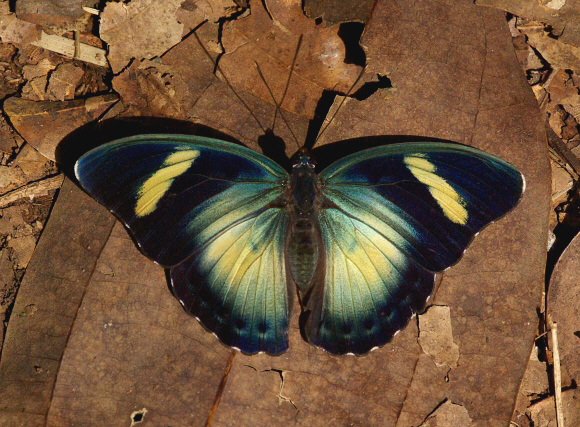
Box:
[286,150,324,292]
[289,151,319,216]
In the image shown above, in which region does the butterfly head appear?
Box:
[291,147,316,170]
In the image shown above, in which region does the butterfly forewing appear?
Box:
[75,135,288,266]
[320,143,524,270]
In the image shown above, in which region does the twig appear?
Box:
[74,30,81,60]
[82,6,100,15]
[31,31,107,67]
[548,314,565,427]
[205,350,236,427]
[0,174,64,209]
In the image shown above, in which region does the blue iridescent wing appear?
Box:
[303,142,524,355]
[75,134,291,355]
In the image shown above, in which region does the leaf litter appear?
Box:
[0,0,574,426]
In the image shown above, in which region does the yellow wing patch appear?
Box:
[197,209,287,314]
[135,150,200,217]
[404,155,468,225]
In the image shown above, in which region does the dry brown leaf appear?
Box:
[100,0,184,73]
[419,400,474,427]
[524,30,580,72]
[548,232,580,383]
[520,350,550,397]
[177,0,241,34]
[219,0,361,117]
[0,2,40,46]
[526,389,580,427]
[564,103,580,124]
[12,144,56,182]
[0,165,27,194]
[22,57,59,81]
[546,70,580,105]
[303,0,374,26]
[46,63,85,101]
[476,0,580,47]
[15,0,89,31]
[7,235,36,269]
[4,94,119,161]
[551,160,574,201]
[511,346,550,425]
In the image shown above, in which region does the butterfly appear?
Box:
[74,133,524,355]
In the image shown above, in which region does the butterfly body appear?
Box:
[285,149,324,292]
[75,134,524,356]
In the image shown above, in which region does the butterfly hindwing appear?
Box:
[302,142,524,354]
[303,207,435,355]
[75,134,292,354]
[171,207,290,355]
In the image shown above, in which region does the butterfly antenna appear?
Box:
[274,34,302,129]
[314,67,366,147]
[254,62,301,149]
[193,31,266,133]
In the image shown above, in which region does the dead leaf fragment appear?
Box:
[419,400,474,427]
[303,0,374,26]
[15,0,89,30]
[525,31,580,72]
[46,62,84,101]
[511,346,550,425]
[12,144,57,182]
[100,0,184,73]
[548,232,580,382]
[551,160,573,201]
[419,306,460,368]
[526,389,580,427]
[21,57,62,101]
[546,70,580,105]
[520,348,550,396]
[3,94,119,161]
[7,235,36,269]
[548,105,567,138]
[0,165,27,194]
[112,58,193,119]
[0,114,23,163]
[177,0,241,34]
[0,2,41,46]
[476,0,580,47]
[22,57,59,81]
[219,0,362,117]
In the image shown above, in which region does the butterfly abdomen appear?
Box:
[287,217,322,292]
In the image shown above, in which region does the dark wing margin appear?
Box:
[302,142,524,355]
